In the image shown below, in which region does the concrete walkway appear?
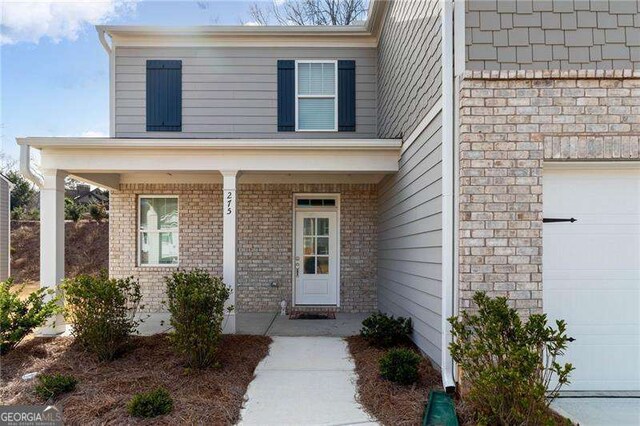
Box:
[552,398,640,426]
[239,336,377,426]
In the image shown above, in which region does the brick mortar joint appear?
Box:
[463,69,640,81]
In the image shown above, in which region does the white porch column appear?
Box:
[221,170,238,333]
[39,169,67,336]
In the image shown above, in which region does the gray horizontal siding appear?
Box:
[114,47,377,138]
[466,0,640,70]
[377,0,442,139]
[0,180,9,281]
[377,112,443,365]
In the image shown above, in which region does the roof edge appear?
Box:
[96,0,388,46]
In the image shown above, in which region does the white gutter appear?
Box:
[19,143,43,188]
[97,28,112,54]
[440,0,456,392]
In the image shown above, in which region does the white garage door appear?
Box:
[543,165,640,392]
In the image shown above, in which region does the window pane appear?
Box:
[317,218,329,236]
[317,237,329,255]
[299,98,335,130]
[303,218,315,236]
[298,62,335,96]
[303,256,316,274]
[159,198,178,229]
[140,197,178,230]
[304,237,315,255]
[159,232,178,264]
[317,257,329,274]
[140,231,178,265]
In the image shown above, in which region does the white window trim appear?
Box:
[295,60,338,132]
[137,195,180,267]
[291,193,341,307]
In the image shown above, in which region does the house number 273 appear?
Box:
[225,191,234,215]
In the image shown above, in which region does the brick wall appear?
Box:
[237,183,378,313]
[110,182,378,313]
[110,184,223,312]
[458,69,640,314]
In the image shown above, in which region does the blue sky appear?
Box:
[0,0,263,164]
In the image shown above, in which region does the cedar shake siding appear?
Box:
[466,0,640,70]
[376,0,445,365]
[377,0,442,139]
[114,47,377,138]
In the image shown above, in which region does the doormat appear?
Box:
[289,311,336,320]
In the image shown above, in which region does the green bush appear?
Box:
[360,312,412,347]
[0,279,60,355]
[64,198,84,222]
[62,272,142,361]
[127,387,173,418]
[34,373,77,400]
[379,348,422,385]
[449,292,575,426]
[88,203,108,222]
[165,269,232,368]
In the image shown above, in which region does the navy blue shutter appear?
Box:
[277,60,295,132]
[146,60,182,132]
[338,60,356,132]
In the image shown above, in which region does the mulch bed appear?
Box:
[346,335,450,426]
[1,334,271,425]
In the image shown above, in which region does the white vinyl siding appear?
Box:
[138,196,179,266]
[296,61,337,131]
[0,179,9,281]
[114,47,376,138]
[377,112,443,365]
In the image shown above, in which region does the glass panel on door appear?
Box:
[300,216,330,275]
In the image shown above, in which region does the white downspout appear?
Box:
[440,0,456,392]
[96,27,115,137]
[19,143,43,189]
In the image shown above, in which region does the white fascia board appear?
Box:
[18,137,401,151]
[99,24,377,48]
[31,140,401,174]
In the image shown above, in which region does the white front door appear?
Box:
[295,211,338,305]
[543,165,640,391]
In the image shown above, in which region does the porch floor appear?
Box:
[237,312,371,337]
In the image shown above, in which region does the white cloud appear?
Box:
[0,0,137,45]
[243,21,261,26]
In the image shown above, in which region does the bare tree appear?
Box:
[247,0,368,26]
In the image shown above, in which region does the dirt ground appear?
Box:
[1,334,271,425]
[10,220,109,286]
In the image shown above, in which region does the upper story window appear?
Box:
[296,61,337,132]
[278,59,355,133]
[146,60,182,132]
[139,196,179,266]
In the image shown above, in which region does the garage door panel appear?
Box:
[543,166,640,392]
[545,288,639,324]
[545,233,640,272]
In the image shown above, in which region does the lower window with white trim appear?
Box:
[138,196,179,266]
